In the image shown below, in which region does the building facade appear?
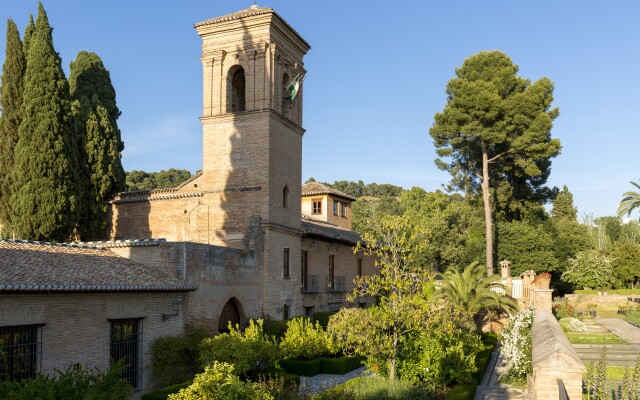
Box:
[105,6,375,332]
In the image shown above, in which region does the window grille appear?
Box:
[0,325,42,382]
[110,319,142,389]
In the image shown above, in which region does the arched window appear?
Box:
[283,184,290,208]
[230,68,246,112]
[282,73,290,115]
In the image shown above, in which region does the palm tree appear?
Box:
[434,262,518,320]
[618,180,640,219]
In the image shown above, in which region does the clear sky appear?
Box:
[1,1,639,218]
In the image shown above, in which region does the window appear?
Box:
[282,73,290,115]
[304,306,314,320]
[301,250,308,290]
[282,185,290,208]
[312,199,322,214]
[333,201,338,216]
[110,319,142,389]
[328,255,335,289]
[283,248,290,278]
[283,304,290,320]
[357,258,363,278]
[231,68,246,112]
[0,325,41,382]
[340,202,347,217]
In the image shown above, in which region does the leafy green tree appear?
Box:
[0,19,26,232]
[343,215,434,382]
[434,261,517,321]
[430,51,561,275]
[69,51,125,239]
[618,180,640,219]
[612,242,640,289]
[497,220,558,275]
[562,250,614,290]
[10,3,79,241]
[548,218,594,268]
[552,185,578,221]
[125,169,192,191]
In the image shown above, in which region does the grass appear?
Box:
[605,366,637,380]
[575,289,640,295]
[313,376,431,400]
[566,333,627,344]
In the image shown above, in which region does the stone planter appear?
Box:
[534,276,551,290]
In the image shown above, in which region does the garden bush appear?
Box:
[444,382,476,400]
[149,325,210,386]
[141,381,191,400]
[559,317,587,333]
[279,358,322,377]
[167,362,271,400]
[199,319,279,377]
[0,363,131,400]
[500,307,534,381]
[313,311,336,329]
[313,376,428,400]
[261,315,289,340]
[552,299,577,319]
[280,317,334,360]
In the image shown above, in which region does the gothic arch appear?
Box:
[217,297,246,333]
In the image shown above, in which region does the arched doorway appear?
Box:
[218,298,243,333]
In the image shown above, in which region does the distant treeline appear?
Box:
[125,169,193,191]
[306,178,403,199]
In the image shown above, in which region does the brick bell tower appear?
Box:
[195,6,311,316]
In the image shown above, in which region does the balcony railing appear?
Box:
[301,274,320,293]
[327,275,346,293]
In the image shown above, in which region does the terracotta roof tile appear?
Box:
[301,181,357,201]
[0,240,196,293]
[301,216,362,244]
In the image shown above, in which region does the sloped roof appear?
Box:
[194,5,310,49]
[301,181,357,201]
[0,240,197,293]
[301,215,362,245]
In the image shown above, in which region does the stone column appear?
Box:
[533,289,553,313]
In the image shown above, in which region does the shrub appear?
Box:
[167,362,271,400]
[0,363,131,400]
[279,356,364,377]
[199,319,280,377]
[150,325,210,386]
[552,299,577,320]
[313,311,336,329]
[444,382,476,400]
[500,307,534,380]
[141,381,191,400]
[280,317,334,360]
[559,317,587,333]
[279,358,322,377]
[261,315,288,341]
[313,376,427,400]
[562,250,615,290]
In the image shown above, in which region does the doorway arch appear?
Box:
[218,297,244,333]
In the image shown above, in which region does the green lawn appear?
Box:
[566,333,627,344]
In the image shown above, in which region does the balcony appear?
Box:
[301,274,320,293]
[326,275,346,293]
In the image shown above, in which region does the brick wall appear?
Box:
[0,292,186,394]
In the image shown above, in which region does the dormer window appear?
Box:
[312,199,322,215]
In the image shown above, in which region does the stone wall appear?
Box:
[0,292,185,395]
[529,310,585,399]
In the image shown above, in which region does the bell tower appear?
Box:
[195,6,310,237]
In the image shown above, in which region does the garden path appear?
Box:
[597,318,640,344]
[298,366,369,395]
[474,344,527,400]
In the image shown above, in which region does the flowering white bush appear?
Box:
[500,307,534,379]
[559,317,587,333]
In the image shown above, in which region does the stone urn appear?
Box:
[533,273,551,289]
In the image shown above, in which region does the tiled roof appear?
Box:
[0,240,197,293]
[301,216,362,245]
[301,181,357,201]
[194,6,311,50]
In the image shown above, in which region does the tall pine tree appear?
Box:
[0,19,27,234]
[22,15,35,55]
[69,51,125,239]
[10,3,79,241]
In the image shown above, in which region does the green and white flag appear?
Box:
[287,74,303,102]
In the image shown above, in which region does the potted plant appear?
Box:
[587,303,597,317]
[532,271,552,289]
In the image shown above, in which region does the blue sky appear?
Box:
[1,1,639,218]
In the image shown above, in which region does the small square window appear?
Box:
[312,199,322,214]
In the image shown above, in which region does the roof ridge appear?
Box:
[0,239,104,250]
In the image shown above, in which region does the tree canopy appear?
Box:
[430,50,561,275]
[125,169,193,191]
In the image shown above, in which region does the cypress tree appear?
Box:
[69,51,125,239]
[0,19,26,233]
[22,15,35,55]
[11,3,79,241]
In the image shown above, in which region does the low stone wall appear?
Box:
[529,310,585,399]
[565,293,636,304]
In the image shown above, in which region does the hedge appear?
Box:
[141,381,191,400]
[313,311,337,329]
[280,356,364,376]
